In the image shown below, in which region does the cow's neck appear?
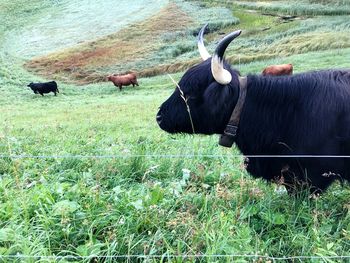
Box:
[219,76,248,147]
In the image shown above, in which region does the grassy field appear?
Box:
[19,0,238,84]
[1,0,350,261]
[233,1,350,16]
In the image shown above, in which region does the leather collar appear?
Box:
[219,76,248,147]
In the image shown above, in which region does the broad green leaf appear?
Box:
[53,200,80,216]
[0,228,15,242]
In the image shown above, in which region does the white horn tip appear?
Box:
[197,24,211,61]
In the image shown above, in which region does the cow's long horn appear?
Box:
[211,30,242,85]
[197,24,211,61]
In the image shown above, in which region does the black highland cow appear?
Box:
[157,24,350,194]
[27,81,59,96]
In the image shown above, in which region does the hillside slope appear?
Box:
[1,0,350,84]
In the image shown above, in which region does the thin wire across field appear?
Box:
[0,254,350,261]
[1,154,350,159]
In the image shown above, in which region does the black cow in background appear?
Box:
[27,81,59,96]
[157,24,350,194]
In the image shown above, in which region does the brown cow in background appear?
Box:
[262,63,293,76]
[107,72,139,91]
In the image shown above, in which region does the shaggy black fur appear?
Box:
[157,58,350,193]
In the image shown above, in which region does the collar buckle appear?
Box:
[219,125,238,147]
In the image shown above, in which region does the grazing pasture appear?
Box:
[1,0,350,261]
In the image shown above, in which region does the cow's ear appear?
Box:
[203,82,227,103]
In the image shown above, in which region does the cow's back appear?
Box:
[236,69,350,190]
[240,69,350,150]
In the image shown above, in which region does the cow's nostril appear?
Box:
[156,114,162,125]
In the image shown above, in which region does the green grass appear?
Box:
[5,0,239,84]
[1,0,350,261]
[238,48,350,75]
[233,0,350,16]
[2,0,169,59]
[4,0,350,83]
[1,78,350,260]
[1,54,350,259]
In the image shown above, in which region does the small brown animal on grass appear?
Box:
[262,64,293,76]
[107,73,139,91]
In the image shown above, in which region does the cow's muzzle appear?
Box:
[156,114,162,125]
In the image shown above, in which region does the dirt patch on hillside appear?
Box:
[25,2,193,84]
